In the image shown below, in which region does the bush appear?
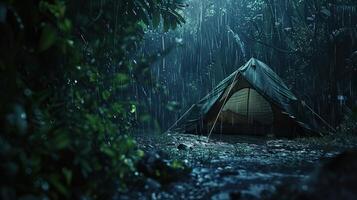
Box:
[0,0,185,199]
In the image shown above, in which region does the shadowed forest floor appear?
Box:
[116,132,357,200]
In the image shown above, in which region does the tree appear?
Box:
[0,0,185,199]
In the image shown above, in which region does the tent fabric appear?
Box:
[222,88,274,125]
[171,58,323,135]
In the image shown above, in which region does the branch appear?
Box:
[227,25,297,54]
[241,32,298,54]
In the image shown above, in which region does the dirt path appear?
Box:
[122,132,356,200]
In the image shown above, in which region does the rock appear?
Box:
[145,178,161,190]
[174,184,185,192]
[322,152,339,158]
[211,192,230,200]
[178,143,188,150]
[271,149,357,200]
[229,191,242,200]
[216,167,223,172]
[219,169,239,177]
[151,192,157,200]
[167,142,175,146]
[309,149,357,200]
[210,159,220,164]
[211,191,241,200]
[137,151,191,184]
[204,174,211,179]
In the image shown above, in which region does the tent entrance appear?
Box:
[220,88,274,125]
[203,75,276,135]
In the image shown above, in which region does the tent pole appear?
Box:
[247,88,251,123]
[207,70,240,141]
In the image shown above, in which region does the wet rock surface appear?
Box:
[177,143,189,151]
[271,149,357,200]
[137,150,191,184]
[120,133,357,200]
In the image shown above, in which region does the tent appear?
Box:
[169,58,332,137]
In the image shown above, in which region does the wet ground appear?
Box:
[123,132,357,200]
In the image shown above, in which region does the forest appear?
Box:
[0,0,356,200]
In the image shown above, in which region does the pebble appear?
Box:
[145,178,161,190]
[178,143,188,150]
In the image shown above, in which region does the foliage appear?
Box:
[337,107,357,135]
[0,0,184,199]
[141,0,357,128]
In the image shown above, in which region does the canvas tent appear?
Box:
[169,58,331,137]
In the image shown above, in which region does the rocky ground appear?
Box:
[117,132,357,200]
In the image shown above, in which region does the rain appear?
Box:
[1,0,357,199]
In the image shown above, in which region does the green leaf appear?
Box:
[102,90,111,100]
[114,73,130,89]
[112,102,125,114]
[39,25,57,51]
[62,168,72,185]
[39,1,66,18]
[101,146,115,157]
[49,174,68,196]
[115,73,129,83]
[52,133,70,150]
[171,160,185,169]
[130,104,136,113]
[137,149,144,158]
[59,18,72,33]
